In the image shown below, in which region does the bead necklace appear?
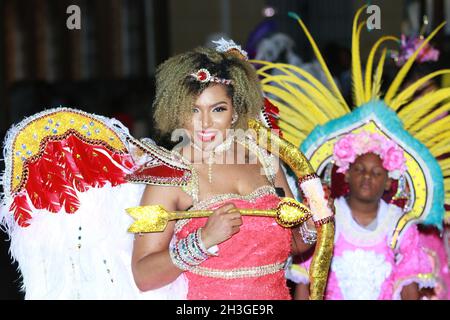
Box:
[190,133,236,183]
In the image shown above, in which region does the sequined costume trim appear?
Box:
[126,138,192,187]
[191,185,277,211]
[6,108,130,194]
[298,173,319,185]
[189,262,285,279]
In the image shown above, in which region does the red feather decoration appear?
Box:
[9,193,33,227]
[13,134,135,226]
[262,98,282,137]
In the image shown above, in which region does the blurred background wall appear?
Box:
[1,0,449,299]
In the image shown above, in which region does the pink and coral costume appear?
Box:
[175,185,292,300]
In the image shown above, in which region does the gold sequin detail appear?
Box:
[129,195,310,232]
[127,205,169,233]
[309,221,335,300]
[276,198,312,227]
[181,164,200,204]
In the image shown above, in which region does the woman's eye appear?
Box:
[213,106,227,112]
[192,108,199,113]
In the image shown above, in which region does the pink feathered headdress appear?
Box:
[333,131,407,179]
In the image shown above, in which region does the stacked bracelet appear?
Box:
[196,228,219,256]
[170,228,217,271]
[298,221,317,245]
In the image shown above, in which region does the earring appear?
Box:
[231,111,238,125]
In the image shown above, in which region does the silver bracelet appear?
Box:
[169,240,191,271]
[197,228,219,256]
[298,221,317,245]
[169,230,211,271]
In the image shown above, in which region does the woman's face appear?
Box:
[184,84,234,151]
[345,153,391,203]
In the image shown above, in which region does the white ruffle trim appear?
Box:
[332,249,392,300]
[334,197,405,248]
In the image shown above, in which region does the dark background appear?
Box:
[1,0,449,299]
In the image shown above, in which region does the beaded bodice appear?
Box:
[175,188,292,300]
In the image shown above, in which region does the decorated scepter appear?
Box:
[127,197,312,232]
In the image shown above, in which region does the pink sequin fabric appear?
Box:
[175,187,292,300]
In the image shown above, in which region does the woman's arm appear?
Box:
[131,184,187,292]
[131,183,243,292]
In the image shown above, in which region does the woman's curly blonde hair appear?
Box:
[152,47,263,138]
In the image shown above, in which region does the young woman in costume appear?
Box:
[130,44,333,299]
[0,40,334,299]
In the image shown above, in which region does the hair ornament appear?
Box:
[190,68,232,85]
[212,38,249,60]
[333,131,407,179]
